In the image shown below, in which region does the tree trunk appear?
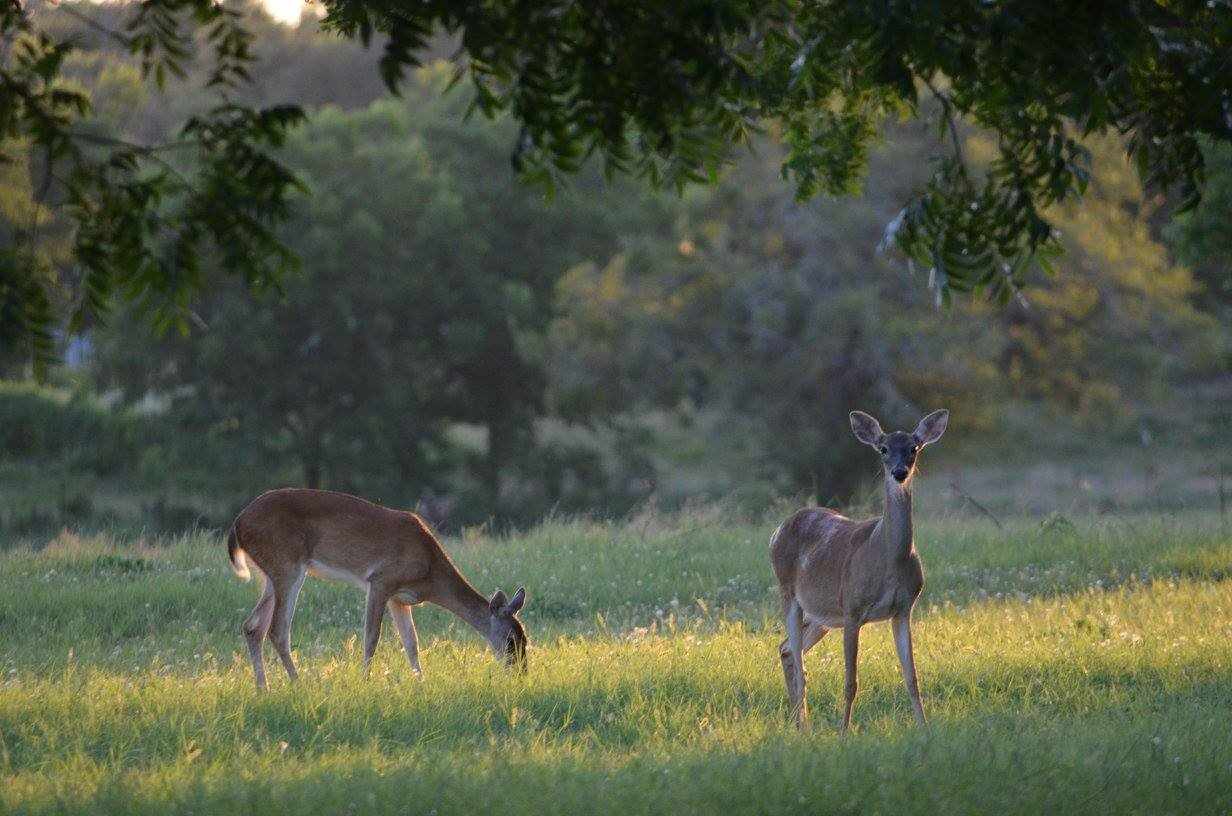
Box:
[304,456,322,490]
[484,419,505,509]
[301,431,323,489]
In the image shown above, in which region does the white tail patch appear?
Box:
[230,548,252,582]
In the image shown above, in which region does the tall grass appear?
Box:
[2,509,1230,814]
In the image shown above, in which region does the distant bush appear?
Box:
[0,381,138,472]
[142,496,219,533]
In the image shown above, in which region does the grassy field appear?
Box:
[1,506,1231,814]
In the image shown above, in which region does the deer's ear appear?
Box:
[913,409,950,446]
[849,411,885,446]
[506,586,526,615]
[489,590,508,615]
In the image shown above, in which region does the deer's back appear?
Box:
[770,507,879,619]
[234,488,439,580]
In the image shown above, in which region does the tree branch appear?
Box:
[54,4,132,48]
[949,481,1004,530]
[924,76,967,171]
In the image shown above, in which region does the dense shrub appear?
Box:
[0,382,137,472]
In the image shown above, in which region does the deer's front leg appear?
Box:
[387,599,422,676]
[841,624,861,734]
[891,613,926,725]
[362,582,392,673]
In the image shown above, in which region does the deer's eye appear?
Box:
[878,445,888,455]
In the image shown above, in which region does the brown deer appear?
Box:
[769,409,949,731]
[226,488,528,689]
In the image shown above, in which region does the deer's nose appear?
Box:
[891,466,909,482]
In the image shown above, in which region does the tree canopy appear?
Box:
[92,70,680,518]
[1167,140,1232,310]
[33,21,1227,524]
[3,0,1232,372]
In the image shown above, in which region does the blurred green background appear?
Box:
[2,2,1231,540]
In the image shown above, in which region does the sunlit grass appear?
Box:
[2,509,1230,813]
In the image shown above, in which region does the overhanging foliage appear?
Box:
[3,0,1231,371]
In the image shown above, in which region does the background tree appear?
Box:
[93,66,679,518]
[7,13,1215,525]
[1167,141,1232,313]
[980,133,1224,415]
[550,123,1223,506]
[1,0,304,370]
[4,0,1232,370]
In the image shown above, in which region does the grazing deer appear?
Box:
[770,409,949,731]
[226,488,528,689]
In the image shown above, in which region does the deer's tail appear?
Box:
[227,525,251,582]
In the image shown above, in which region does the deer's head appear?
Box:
[850,409,949,485]
[487,586,528,671]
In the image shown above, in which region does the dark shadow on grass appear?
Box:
[4,653,1229,772]
[24,695,1232,816]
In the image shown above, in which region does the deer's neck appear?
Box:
[880,473,914,558]
[433,569,491,637]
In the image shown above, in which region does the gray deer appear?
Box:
[769,409,949,730]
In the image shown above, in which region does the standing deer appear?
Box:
[770,409,949,731]
[226,488,528,689]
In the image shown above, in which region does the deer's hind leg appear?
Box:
[779,620,826,691]
[242,578,275,690]
[800,621,828,655]
[268,566,307,681]
[780,598,812,727]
